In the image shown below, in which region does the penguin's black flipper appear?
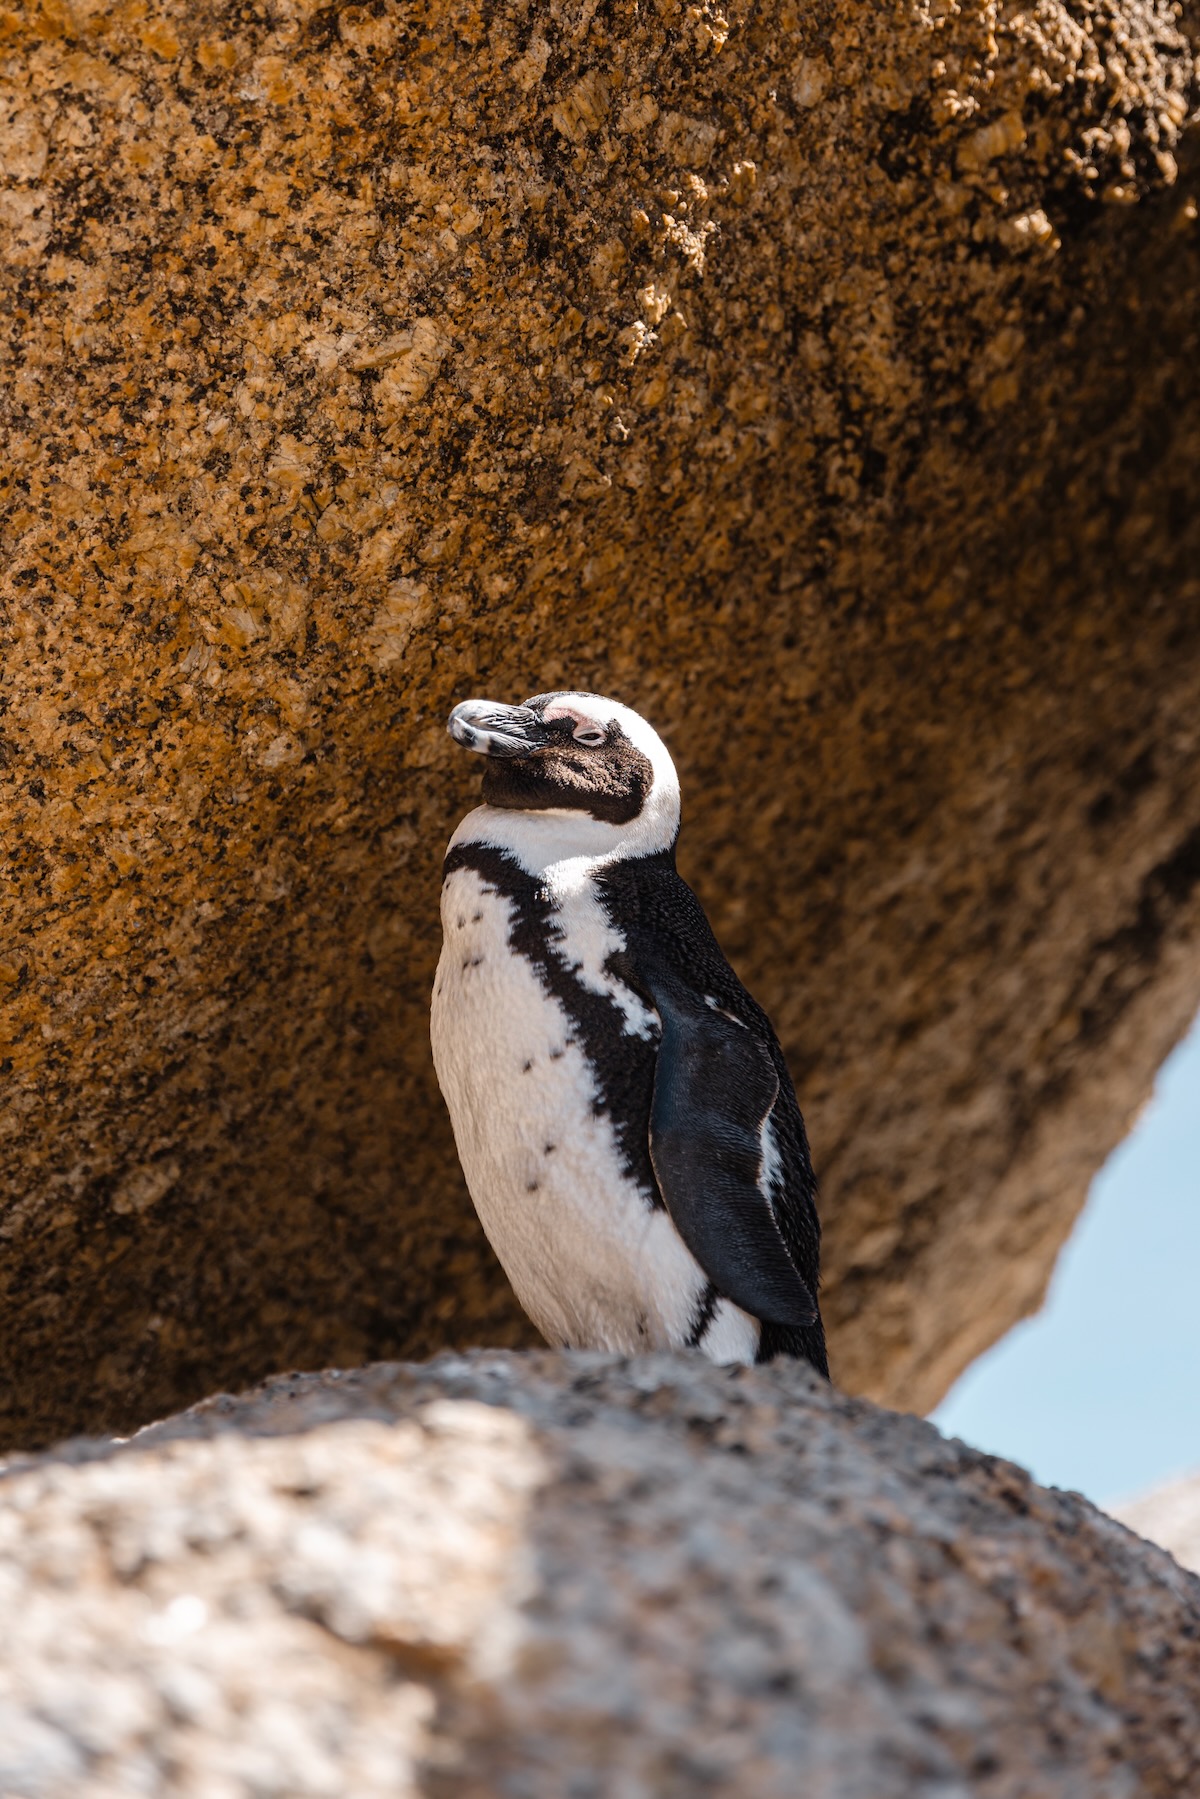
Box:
[645,973,819,1329]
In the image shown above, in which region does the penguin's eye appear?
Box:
[573,724,606,747]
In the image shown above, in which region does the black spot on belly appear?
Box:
[522,1058,533,1073]
[686,1282,719,1348]
[549,1045,564,1060]
[526,1178,540,1193]
[544,1142,556,1154]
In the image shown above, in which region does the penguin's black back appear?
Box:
[597,852,828,1379]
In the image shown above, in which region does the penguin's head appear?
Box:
[447,691,680,856]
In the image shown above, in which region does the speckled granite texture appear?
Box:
[0,1351,1197,1797]
[3,0,1200,1445]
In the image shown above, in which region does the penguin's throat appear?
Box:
[452,795,679,873]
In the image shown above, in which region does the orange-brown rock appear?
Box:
[2,0,1200,1447]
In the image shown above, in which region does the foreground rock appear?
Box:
[1,1351,1197,1797]
[3,0,1200,1444]
[1112,1468,1200,1576]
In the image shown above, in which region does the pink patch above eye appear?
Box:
[544,702,604,742]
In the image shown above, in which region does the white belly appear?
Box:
[430,863,758,1362]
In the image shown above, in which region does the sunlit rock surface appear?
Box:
[0,1352,1196,1797]
[3,0,1200,1443]
[1112,1468,1200,1575]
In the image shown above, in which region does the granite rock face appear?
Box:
[0,1350,1197,1798]
[4,0,1200,1445]
[1112,1469,1200,1575]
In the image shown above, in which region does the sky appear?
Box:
[932,1012,1200,1510]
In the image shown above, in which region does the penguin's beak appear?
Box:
[447,699,548,759]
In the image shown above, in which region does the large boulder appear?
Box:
[0,1350,1197,1797]
[3,0,1200,1444]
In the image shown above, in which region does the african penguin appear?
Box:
[430,691,828,1377]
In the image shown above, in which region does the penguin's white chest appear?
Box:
[430,860,758,1362]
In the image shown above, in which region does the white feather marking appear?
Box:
[759,1111,784,1201]
[705,995,748,1028]
[700,1298,761,1365]
[544,855,657,1038]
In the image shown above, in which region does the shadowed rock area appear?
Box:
[0,1350,1197,1796]
[4,0,1200,1445]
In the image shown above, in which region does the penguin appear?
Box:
[430,690,829,1378]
